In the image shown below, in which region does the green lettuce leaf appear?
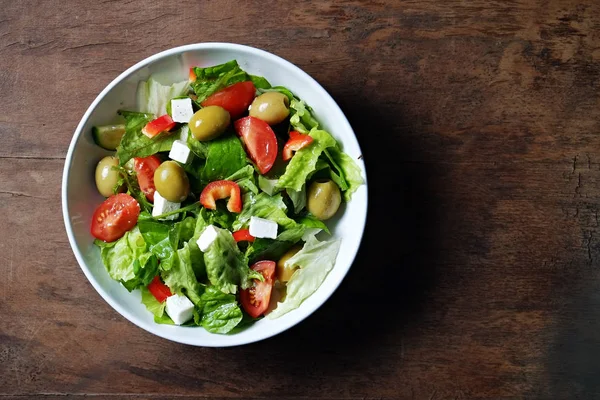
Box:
[275,129,338,192]
[116,110,179,165]
[191,60,250,103]
[137,78,189,116]
[226,165,258,194]
[137,216,197,271]
[140,286,167,318]
[95,227,158,291]
[198,287,243,334]
[233,192,296,231]
[201,225,261,294]
[268,235,341,319]
[325,146,364,201]
[287,186,306,214]
[201,134,248,182]
[289,99,319,134]
[161,242,204,305]
[249,75,271,89]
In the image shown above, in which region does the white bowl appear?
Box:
[62,43,368,347]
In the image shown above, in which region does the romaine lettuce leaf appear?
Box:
[201,134,248,182]
[287,186,306,214]
[226,165,258,194]
[233,192,296,231]
[191,60,250,103]
[137,78,189,116]
[140,286,167,318]
[161,242,204,305]
[116,110,179,165]
[197,287,243,334]
[268,235,341,319]
[95,227,158,291]
[325,146,364,201]
[289,99,319,134]
[275,129,338,192]
[201,225,261,294]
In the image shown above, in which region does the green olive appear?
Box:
[154,161,190,202]
[189,106,230,141]
[249,92,290,125]
[307,179,341,221]
[277,245,302,282]
[95,156,123,197]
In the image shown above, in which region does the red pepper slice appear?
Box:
[233,228,255,243]
[142,115,176,138]
[189,67,197,82]
[200,180,242,213]
[283,131,314,161]
[147,276,173,303]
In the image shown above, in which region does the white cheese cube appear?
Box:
[168,140,192,164]
[171,98,194,123]
[197,225,219,251]
[165,294,195,325]
[179,125,190,142]
[249,216,278,239]
[152,191,180,221]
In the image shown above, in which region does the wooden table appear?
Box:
[2,0,600,398]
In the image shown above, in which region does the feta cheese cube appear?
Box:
[165,294,194,325]
[179,125,190,142]
[171,98,194,123]
[197,225,219,251]
[168,140,192,164]
[249,216,278,239]
[152,191,180,221]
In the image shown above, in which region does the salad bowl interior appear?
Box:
[62,43,367,346]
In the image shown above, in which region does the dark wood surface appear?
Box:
[2,0,600,398]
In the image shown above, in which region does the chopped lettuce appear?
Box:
[289,99,319,134]
[190,60,250,103]
[161,243,204,305]
[95,227,157,291]
[202,225,262,294]
[275,129,338,192]
[201,134,248,182]
[197,287,243,333]
[226,165,259,194]
[116,110,179,165]
[137,78,189,117]
[287,186,306,214]
[233,192,296,231]
[268,236,341,319]
[325,146,364,201]
[140,286,168,318]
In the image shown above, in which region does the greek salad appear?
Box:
[90,60,363,333]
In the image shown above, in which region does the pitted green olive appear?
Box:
[276,245,302,282]
[95,156,124,197]
[189,106,230,141]
[249,92,290,125]
[154,161,190,202]
[306,179,341,221]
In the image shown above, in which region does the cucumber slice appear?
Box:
[92,124,126,150]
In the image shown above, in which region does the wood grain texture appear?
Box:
[2,0,600,398]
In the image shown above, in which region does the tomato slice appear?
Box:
[148,276,173,303]
[283,131,314,161]
[233,228,255,243]
[133,155,161,202]
[240,260,276,318]
[189,67,197,82]
[91,193,140,242]
[200,180,242,213]
[234,116,278,174]
[201,81,256,119]
[142,114,176,138]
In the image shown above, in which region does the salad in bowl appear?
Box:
[63,44,366,344]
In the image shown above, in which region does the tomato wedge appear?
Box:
[201,81,256,119]
[91,193,140,242]
[240,260,276,318]
[189,67,197,82]
[148,276,173,303]
[233,228,255,243]
[200,180,242,213]
[234,116,278,174]
[133,155,161,202]
[283,131,314,161]
[142,115,176,138]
